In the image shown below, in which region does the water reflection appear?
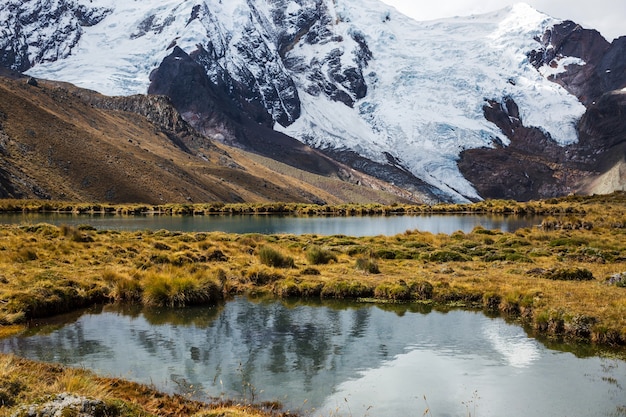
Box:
[2,298,624,417]
[0,212,542,235]
[483,320,540,368]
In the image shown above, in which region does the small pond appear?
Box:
[0,212,542,236]
[2,298,624,417]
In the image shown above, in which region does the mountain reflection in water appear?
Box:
[2,298,624,417]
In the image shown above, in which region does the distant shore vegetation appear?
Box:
[0,192,617,216]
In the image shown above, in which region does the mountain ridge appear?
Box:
[1,1,625,202]
[0,68,413,204]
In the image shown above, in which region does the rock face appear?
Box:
[527,21,626,105]
[148,46,269,144]
[458,23,626,201]
[459,89,626,201]
[458,98,568,200]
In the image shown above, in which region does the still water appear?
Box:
[0,213,541,236]
[2,298,624,417]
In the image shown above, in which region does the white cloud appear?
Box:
[379,0,626,41]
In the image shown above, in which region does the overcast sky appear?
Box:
[379,1,625,41]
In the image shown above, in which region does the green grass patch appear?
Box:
[543,268,594,281]
[258,246,295,268]
[355,257,380,274]
[305,245,337,265]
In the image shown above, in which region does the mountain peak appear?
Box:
[507,2,543,15]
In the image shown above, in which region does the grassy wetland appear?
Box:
[1,193,626,416]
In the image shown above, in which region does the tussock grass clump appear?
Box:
[471,226,499,235]
[244,266,284,285]
[321,280,374,299]
[141,269,221,307]
[60,224,94,242]
[0,376,24,407]
[206,248,228,262]
[305,245,337,265]
[258,246,295,268]
[544,268,594,281]
[423,250,469,263]
[169,251,201,266]
[273,280,300,298]
[374,282,411,301]
[410,280,434,300]
[355,257,380,274]
[11,247,38,262]
[104,270,143,302]
[345,245,368,256]
[273,278,324,298]
[153,241,171,251]
[374,248,400,259]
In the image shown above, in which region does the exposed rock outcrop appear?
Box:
[459,25,626,201]
[528,21,626,104]
[13,393,114,417]
[147,46,425,202]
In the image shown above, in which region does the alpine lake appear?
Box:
[1,212,625,417]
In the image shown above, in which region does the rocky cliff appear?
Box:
[458,23,626,200]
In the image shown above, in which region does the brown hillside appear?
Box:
[0,71,410,205]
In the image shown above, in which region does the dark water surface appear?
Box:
[2,298,624,417]
[0,212,542,235]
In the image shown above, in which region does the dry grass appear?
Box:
[0,75,414,206]
[1,191,623,216]
[0,194,625,345]
[0,353,285,417]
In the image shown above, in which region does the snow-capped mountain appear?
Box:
[1,0,624,202]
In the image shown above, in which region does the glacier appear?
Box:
[14,0,588,202]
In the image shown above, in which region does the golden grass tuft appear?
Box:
[141,267,222,307]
